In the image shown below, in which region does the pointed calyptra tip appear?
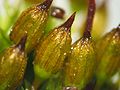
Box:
[15,34,27,52]
[83,0,96,38]
[37,0,53,10]
[116,24,120,34]
[61,12,76,32]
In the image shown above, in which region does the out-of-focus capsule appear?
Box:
[96,25,120,87]
[51,6,65,19]
[10,0,53,53]
[64,0,96,89]
[96,27,117,62]
[33,13,75,89]
[0,35,27,90]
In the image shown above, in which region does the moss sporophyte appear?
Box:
[0,0,120,90]
[64,0,96,89]
[33,12,75,89]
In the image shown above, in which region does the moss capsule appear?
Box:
[64,0,96,89]
[33,12,75,85]
[34,12,75,76]
[0,35,27,90]
[96,25,120,83]
[64,37,96,89]
[10,0,53,53]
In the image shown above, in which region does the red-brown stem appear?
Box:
[83,0,96,38]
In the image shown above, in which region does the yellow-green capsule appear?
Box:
[10,0,53,53]
[33,12,75,83]
[96,27,117,62]
[96,25,120,82]
[0,35,27,90]
[64,37,96,89]
[64,0,96,89]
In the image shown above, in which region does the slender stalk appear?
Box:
[83,0,96,38]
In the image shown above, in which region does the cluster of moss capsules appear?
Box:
[0,0,120,90]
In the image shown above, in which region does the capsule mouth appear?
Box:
[15,34,27,52]
[115,24,120,35]
[37,0,53,10]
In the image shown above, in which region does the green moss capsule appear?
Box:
[64,0,96,89]
[0,35,27,90]
[10,0,53,53]
[33,13,75,85]
[96,25,120,83]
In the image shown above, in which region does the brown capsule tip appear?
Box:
[60,12,76,32]
[15,34,27,52]
[37,0,53,10]
[116,24,120,34]
[117,24,120,29]
[83,0,96,38]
